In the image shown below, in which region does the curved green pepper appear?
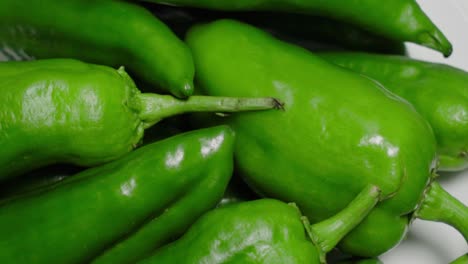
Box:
[141,185,380,264]
[144,0,452,56]
[0,59,280,181]
[232,13,407,55]
[0,164,79,200]
[186,20,468,257]
[0,119,183,199]
[150,5,406,55]
[0,125,234,263]
[0,0,194,97]
[319,52,468,171]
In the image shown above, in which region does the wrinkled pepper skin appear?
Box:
[0,126,234,264]
[185,20,466,257]
[149,4,406,55]
[0,0,194,97]
[141,185,381,264]
[320,52,468,172]
[145,0,452,55]
[0,59,278,180]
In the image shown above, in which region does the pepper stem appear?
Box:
[305,185,381,263]
[415,181,468,241]
[135,93,283,128]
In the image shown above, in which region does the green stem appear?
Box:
[415,181,468,241]
[135,93,283,128]
[305,185,381,263]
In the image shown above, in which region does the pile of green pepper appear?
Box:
[0,0,467,263]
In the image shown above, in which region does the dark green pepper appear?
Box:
[150,4,406,55]
[216,173,260,208]
[144,0,452,56]
[0,0,194,97]
[326,249,382,264]
[0,164,79,200]
[141,185,380,264]
[0,59,280,181]
[336,259,383,264]
[186,20,468,257]
[319,52,468,171]
[0,125,234,263]
[231,13,407,55]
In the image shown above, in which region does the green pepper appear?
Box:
[231,13,407,55]
[451,254,468,264]
[141,184,380,264]
[0,119,183,199]
[144,0,452,56]
[0,59,280,181]
[151,4,406,55]
[186,19,468,257]
[0,0,194,97]
[0,125,234,263]
[319,52,468,172]
[0,164,79,200]
[326,249,382,264]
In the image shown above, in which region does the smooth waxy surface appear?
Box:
[142,184,380,264]
[321,53,468,171]
[147,0,451,55]
[0,59,142,179]
[150,5,406,55]
[0,126,235,263]
[141,199,321,264]
[187,20,438,256]
[0,0,194,97]
[0,58,278,181]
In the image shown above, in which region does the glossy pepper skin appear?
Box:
[0,165,79,200]
[144,0,452,56]
[0,0,194,97]
[0,126,234,264]
[150,4,406,55]
[141,185,381,264]
[0,120,181,199]
[186,20,468,256]
[320,52,468,171]
[0,59,279,180]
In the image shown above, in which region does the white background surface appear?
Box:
[381,0,468,263]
